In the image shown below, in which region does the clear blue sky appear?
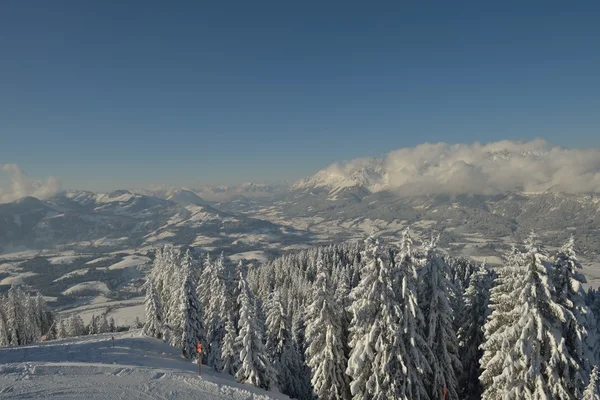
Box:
[1,1,599,190]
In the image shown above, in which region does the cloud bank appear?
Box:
[0,164,61,203]
[318,139,600,195]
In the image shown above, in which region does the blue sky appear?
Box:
[1,1,599,190]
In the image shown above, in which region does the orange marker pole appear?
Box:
[196,343,203,376]
[442,385,447,400]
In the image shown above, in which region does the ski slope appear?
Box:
[0,332,288,399]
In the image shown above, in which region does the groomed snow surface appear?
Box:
[0,332,287,400]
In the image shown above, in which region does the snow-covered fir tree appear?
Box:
[457,261,494,400]
[98,316,110,333]
[480,233,574,399]
[584,365,600,400]
[199,253,229,370]
[305,260,349,400]
[68,315,86,337]
[143,281,163,338]
[178,250,206,359]
[0,315,9,347]
[552,236,597,396]
[221,313,239,376]
[419,236,461,400]
[0,286,55,346]
[265,289,297,395]
[88,315,99,335]
[347,233,409,399]
[393,228,432,400]
[34,293,53,337]
[57,318,68,339]
[235,264,276,390]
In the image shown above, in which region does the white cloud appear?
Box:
[0,164,61,203]
[312,139,600,195]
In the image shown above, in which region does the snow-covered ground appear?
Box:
[229,251,268,263]
[0,332,287,399]
[62,281,110,296]
[107,255,150,270]
[48,255,83,265]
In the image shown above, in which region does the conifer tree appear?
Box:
[0,315,9,347]
[457,262,493,400]
[206,254,229,370]
[265,289,296,394]
[179,251,206,359]
[57,318,68,339]
[221,313,239,376]
[419,236,461,400]
[34,293,53,336]
[347,234,406,399]
[305,261,349,400]
[552,236,597,396]
[584,365,600,400]
[394,228,432,400]
[235,265,276,390]
[88,315,98,335]
[143,281,163,338]
[99,316,110,333]
[480,233,572,399]
[67,315,86,337]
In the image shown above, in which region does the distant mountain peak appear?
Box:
[292,158,386,194]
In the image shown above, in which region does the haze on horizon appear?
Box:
[1,2,599,198]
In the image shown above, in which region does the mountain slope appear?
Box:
[0,332,286,399]
[0,190,294,253]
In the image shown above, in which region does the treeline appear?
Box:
[0,286,126,346]
[0,286,54,346]
[52,313,118,339]
[143,231,600,399]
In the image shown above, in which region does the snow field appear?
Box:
[0,332,287,399]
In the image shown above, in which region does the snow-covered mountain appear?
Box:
[290,142,600,196]
[291,158,386,195]
[195,183,285,201]
[0,190,295,254]
[165,189,208,206]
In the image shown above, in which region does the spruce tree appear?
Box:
[235,265,276,390]
[57,318,68,339]
[265,289,296,395]
[480,233,571,399]
[88,315,98,335]
[143,281,163,339]
[305,262,349,399]
[99,316,110,333]
[584,365,600,400]
[0,315,9,347]
[419,236,461,400]
[67,315,86,337]
[457,262,493,400]
[346,234,405,399]
[205,254,229,370]
[552,236,597,396]
[221,313,239,376]
[394,228,431,400]
[179,251,206,359]
[34,293,53,336]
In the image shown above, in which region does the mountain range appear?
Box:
[1,155,600,262]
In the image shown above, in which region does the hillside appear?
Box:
[0,332,287,399]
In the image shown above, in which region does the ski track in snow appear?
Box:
[0,332,286,400]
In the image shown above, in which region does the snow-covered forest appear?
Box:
[2,229,600,398]
[0,286,54,347]
[139,230,600,399]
